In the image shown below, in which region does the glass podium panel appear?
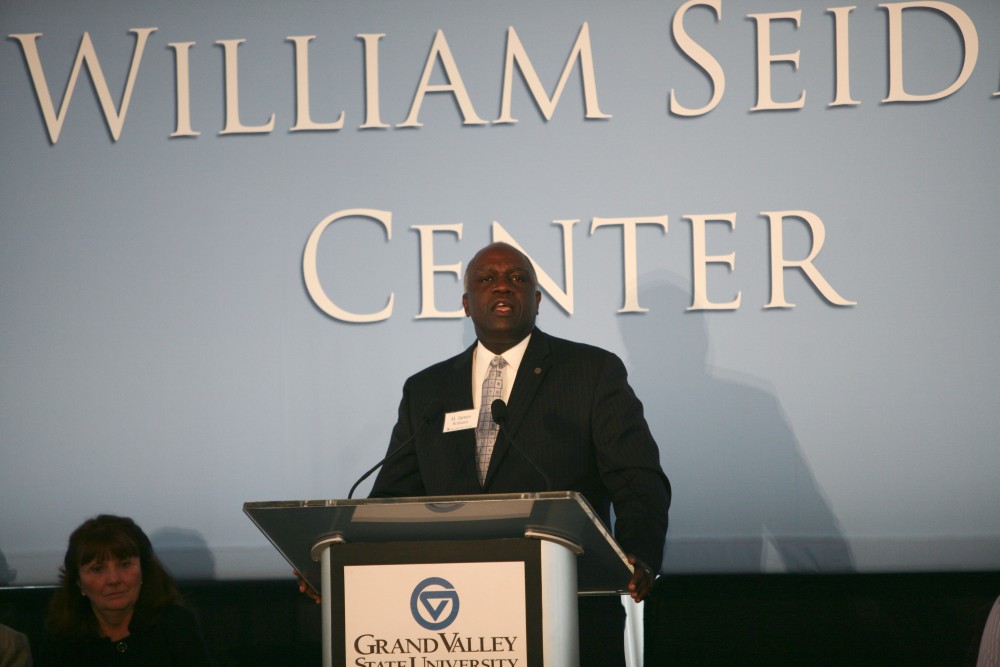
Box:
[244,491,632,595]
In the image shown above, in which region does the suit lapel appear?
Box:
[444,344,479,488]
[505,330,551,434]
[446,344,476,412]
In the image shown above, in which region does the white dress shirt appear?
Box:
[471,334,531,411]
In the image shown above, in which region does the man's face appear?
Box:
[462,244,541,354]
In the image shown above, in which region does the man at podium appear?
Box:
[369,242,671,666]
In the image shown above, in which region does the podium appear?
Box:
[244,491,633,667]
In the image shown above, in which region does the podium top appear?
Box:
[244,491,632,595]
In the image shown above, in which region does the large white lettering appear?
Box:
[828,7,860,107]
[882,1,979,103]
[10,8,997,142]
[590,215,670,313]
[303,209,395,323]
[10,28,157,143]
[497,23,611,123]
[217,38,276,134]
[398,30,487,128]
[492,220,578,315]
[288,35,346,131]
[358,33,390,129]
[169,41,199,137]
[687,213,741,311]
[762,210,857,308]
[670,0,726,117]
[750,10,805,111]
[415,224,464,319]
[305,209,855,320]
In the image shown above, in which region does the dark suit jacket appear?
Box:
[371,328,670,570]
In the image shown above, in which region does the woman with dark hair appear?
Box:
[38,514,212,666]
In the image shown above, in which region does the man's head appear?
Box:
[463,243,541,354]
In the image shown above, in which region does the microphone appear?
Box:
[347,400,443,499]
[491,399,552,491]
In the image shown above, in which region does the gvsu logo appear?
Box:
[410,577,460,630]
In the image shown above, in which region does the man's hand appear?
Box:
[294,570,322,604]
[626,555,656,602]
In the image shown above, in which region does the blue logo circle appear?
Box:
[410,577,460,630]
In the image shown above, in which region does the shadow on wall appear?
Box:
[150,527,217,581]
[0,549,17,587]
[619,273,854,574]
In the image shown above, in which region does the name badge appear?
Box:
[443,409,477,432]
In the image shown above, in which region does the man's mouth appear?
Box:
[492,300,513,313]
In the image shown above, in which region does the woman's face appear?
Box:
[78,555,142,619]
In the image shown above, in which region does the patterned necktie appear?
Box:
[475,355,506,485]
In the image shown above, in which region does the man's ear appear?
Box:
[462,293,470,316]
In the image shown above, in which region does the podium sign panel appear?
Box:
[327,539,544,666]
[343,557,529,665]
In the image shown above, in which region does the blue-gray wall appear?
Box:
[2,0,997,583]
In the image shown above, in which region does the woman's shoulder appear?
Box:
[156,602,198,624]
[33,630,107,667]
[134,601,202,639]
[138,602,214,666]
